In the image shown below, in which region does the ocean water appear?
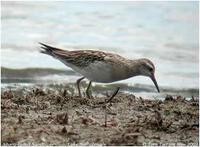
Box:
[1,1,199,90]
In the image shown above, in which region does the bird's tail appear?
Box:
[39,42,61,56]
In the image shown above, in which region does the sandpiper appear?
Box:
[40,43,160,98]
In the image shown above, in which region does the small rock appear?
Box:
[165,95,173,101]
[61,126,67,134]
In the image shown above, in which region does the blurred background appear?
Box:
[1,1,199,96]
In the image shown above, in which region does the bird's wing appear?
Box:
[39,43,64,54]
[40,43,118,67]
[56,50,107,67]
[40,43,129,68]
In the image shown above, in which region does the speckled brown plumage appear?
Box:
[39,43,160,95]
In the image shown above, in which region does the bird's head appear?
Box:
[138,58,160,93]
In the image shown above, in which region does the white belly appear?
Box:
[75,61,114,83]
[60,59,132,83]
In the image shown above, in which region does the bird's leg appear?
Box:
[105,87,120,103]
[88,87,120,108]
[76,77,85,97]
[86,81,92,98]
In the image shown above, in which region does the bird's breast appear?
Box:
[77,61,132,83]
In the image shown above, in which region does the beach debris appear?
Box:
[56,112,69,125]
[2,90,14,99]
[165,95,174,101]
[33,88,46,96]
[1,87,198,146]
[61,126,67,134]
[17,115,25,124]
[80,116,99,126]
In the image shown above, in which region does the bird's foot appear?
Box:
[86,90,93,99]
[95,87,120,105]
[105,87,120,103]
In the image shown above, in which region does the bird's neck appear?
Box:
[110,59,142,81]
[127,59,142,77]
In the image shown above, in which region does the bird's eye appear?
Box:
[149,67,153,72]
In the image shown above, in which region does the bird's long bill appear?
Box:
[151,75,160,93]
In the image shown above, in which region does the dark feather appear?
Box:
[39,42,63,55]
[39,43,117,67]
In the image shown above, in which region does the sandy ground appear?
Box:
[1,85,199,146]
